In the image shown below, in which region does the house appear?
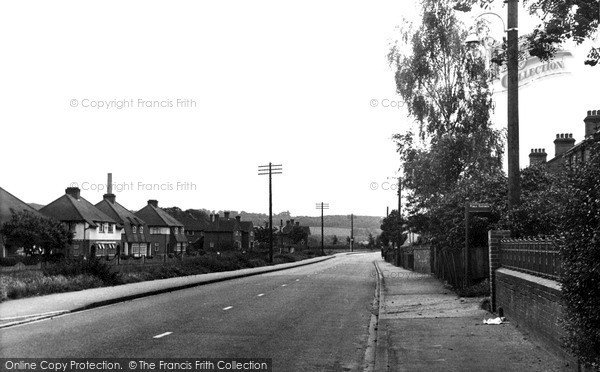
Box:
[164,209,209,250]
[134,200,187,256]
[40,187,121,258]
[280,219,311,246]
[95,174,151,257]
[203,211,242,250]
[0,187,45,257]
[529,109,600,171]
[239,220,255,250]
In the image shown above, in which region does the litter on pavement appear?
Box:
[483,317,506,325]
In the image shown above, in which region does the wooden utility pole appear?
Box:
[258,163,282,263]
[315,202,329,255]
[396,177,402,267]
[507,0,521,209]
[350,213,354,252]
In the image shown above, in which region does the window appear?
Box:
[187,230,193,236]
[151,227,160,235]
[139,226,144,234]
[99,224,105,233]
[108,224,114,233]
[154,243,159,251]
[210,242,215,248]
[180,228,184,235]
[132,226,137,234]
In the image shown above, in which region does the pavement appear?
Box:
[0,254,334,328]
[373,258,575,372]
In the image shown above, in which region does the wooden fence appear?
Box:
[500,238,561,280]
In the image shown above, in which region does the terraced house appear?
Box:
[40,187,121,257]
[203,212,242,250]
[135,200,187,256]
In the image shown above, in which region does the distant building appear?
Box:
[134,200,187,256]
[280,219,311,246]
[203,212,242,250]
[40,187,121,258]
[0,187,45,257]
[95,174,150,257]
[528,109,600,171]
[166,210,208,250]
[239,220,255,250]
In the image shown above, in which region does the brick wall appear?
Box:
[495,268,567,358]
[488,230,511,312]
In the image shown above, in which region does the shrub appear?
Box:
[43,258,121,286]
[557,143,600,368]
[0,257,20,266]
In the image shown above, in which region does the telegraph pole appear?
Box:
[507,0,521,209]
[396,177,402,267]
[350,213,354,252]
[315,202,329,255]
[258,163,282,263]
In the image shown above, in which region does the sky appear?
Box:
[1,1,598,218]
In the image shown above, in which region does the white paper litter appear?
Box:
[483,317,505,325]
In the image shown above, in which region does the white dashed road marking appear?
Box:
[153,332,172,339]
[257,294,265,297]
[223,306,233,311]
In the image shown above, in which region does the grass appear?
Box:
[0,249,326,302]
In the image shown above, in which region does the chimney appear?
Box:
[148,200,158,208]
[554,133,575,157]
[65,187,81,200]
[103,173,116,203]
[236,215,241,222]
[224,211,230,219]
[529,148,547,165]
[290,219,295,225]
[286,220,290,226]
[584,109,600,137]
[209,214,213,222]
[215,214,220,222]
[107,173,113,194]
[295,222,300,227]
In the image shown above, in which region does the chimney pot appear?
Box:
[224,211,230,219]
[148,200,158,207]
[107,173,113,194]
[65,187,81,200]
[215,214,220,221]
[236,215,241,222]
[295,222,300,226]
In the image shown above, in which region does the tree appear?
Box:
[253,225,277,244]
[388,0,505,250]
[368,233,375,249]
[454,0,600,66]
[1,210,72,257]
[288,225,308,244]
[332,235,338,245]
[379,210,407,247]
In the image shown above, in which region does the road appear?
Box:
[0,252,378,371]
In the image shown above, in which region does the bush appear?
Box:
[557,143,600,368]
[0,257,20,266]
[0,271,103,302]
[43,258,121,286]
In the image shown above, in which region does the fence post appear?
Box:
[489,230,511,313]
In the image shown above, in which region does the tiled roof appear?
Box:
[239,221,254,232]
[95,198,146,227]
[135,203,184,227]
[95,196,150,242]
[0,187,43,225]
[205,218,240,232]
[169,212,208,231]
[40,193,116,228]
